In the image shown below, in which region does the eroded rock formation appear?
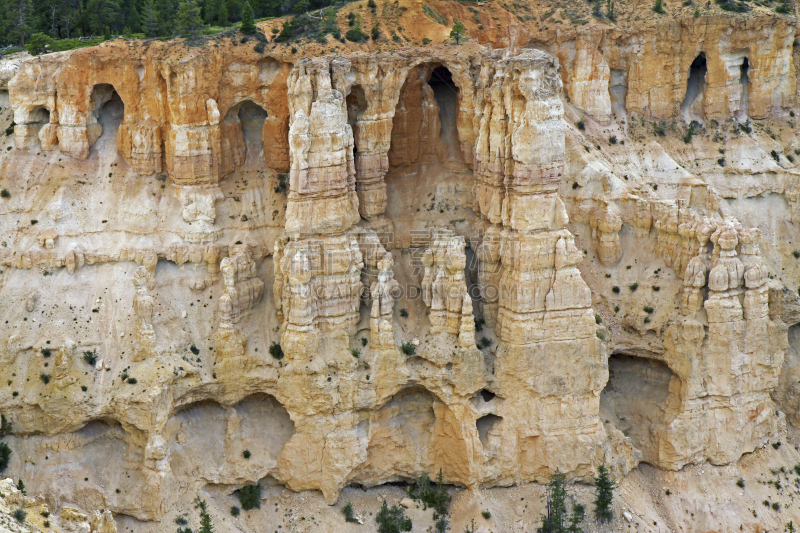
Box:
[0,20,798,528]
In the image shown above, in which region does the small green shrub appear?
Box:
[127,377,137,384]
[683,121,699,143]
[243,450,251,459]
[609,135,617,144]
[595,314,602,324]
[274,173,289,193]
[596,331,606,341]
[401,342,416,355]
[577,120,586,130]
[0,189,9,198]
[771,150,780,163]
[612,286,620,293]
[231,506,240,516]
[351,349,361,358]
[644,306,654,314]
[0,442,11,472]
[13,509,25,523]
[399,309,408,318]
[175,516,189,526]
[652,0,665,13]
[40,373,51,384]
[482,510,491,519]
[479,337,492,348]
[361,337,368,346]
[718,158,725,167]
[628,283,639,291]
[236,484,261,511]
[343,502,358,523]
[739,120,752,134]
[269,342,284,360]
[737,478,745,488]
[792,250,800,259]
[83,350,98,366]
[652,286,660,291]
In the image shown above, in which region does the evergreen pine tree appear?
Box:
[175,0,203,36]
[216,0,228,26]
[240,0,255,33]
[449,21,464,44]
[143,0,159,36]
[10,0,34,46]
[194,498,214,533]
[16,479,25,495]
[538,470,568,533]
[593,464,615,522]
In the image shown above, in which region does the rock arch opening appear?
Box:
[600,354,679,464]
[354,387,443,483]
[681,53,707,120]
[476,414,502,449]
[384,63,474,252]
[388,63,464,169]
[18,106,52,150]
[89,84,124,151]
[168,394,294,479]
[346,85,367,154]
[222,100,269,173]
[238,101,269,165]
[738,57,750,119]
[609,68,628,117]
[427,66,463,166]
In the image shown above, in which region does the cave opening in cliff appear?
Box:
[384,62,474,256]
[600,354,679,464]
[609,69,628,118]
[0,89,9,109]
[238,101,269,166]
[347,85,367,154]
[680,53,707,119]
[169,394,295,476]
[90,84,124,149]
[739,57,750,118]
[476,414,502,449]
[427,66,464,167]
[357,387,442,481]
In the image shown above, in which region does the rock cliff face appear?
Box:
[0,7,800,528]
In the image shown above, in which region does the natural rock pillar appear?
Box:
[474,50,607,481]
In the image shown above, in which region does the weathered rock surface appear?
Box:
[0,8,799,527]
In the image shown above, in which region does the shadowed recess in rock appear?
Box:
[601,354,678,464]
[167,394,294,480]
[680,53,707,119]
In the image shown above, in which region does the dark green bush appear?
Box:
[576,120,585,130]
[343,502,358,523]
[400,342,416,355]
[83,350,98,366]
[13,509,25,523]
[0,442,12,472]
[236,484,261,510]
[269,342,284,360]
